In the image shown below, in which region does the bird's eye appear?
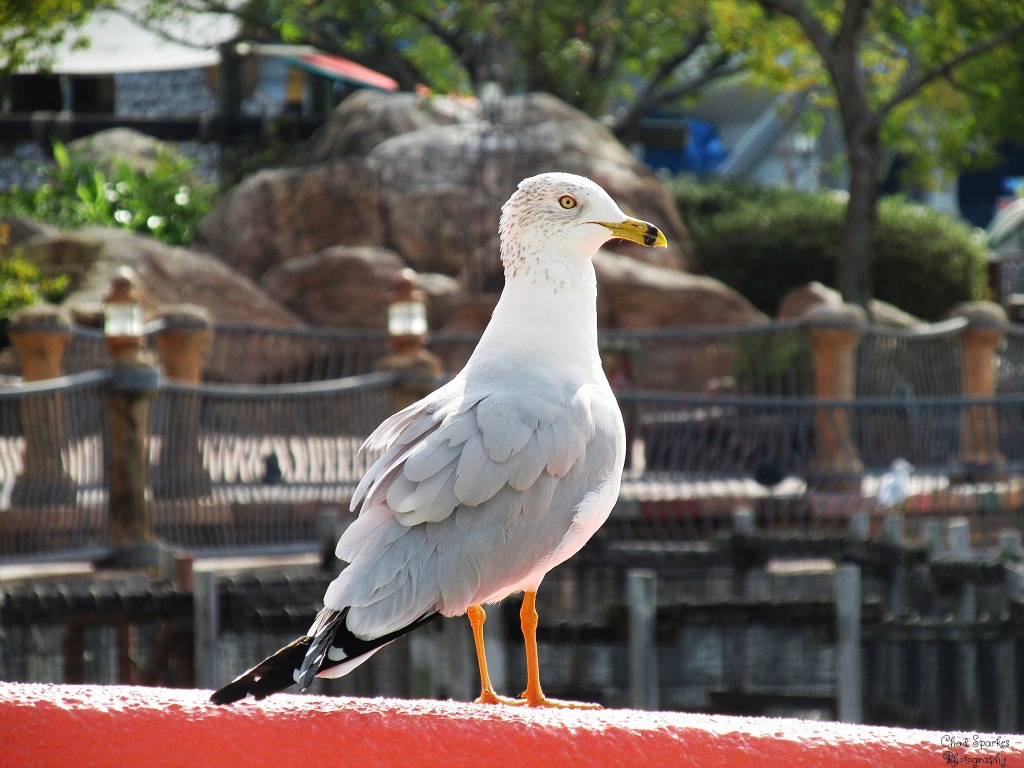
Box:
[558,195,577,209]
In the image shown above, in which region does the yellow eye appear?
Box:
[558,194,577,209]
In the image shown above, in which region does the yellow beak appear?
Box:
[595,217,668,248]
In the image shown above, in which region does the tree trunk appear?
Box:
[837,126,882,310]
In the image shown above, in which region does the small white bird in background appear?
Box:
[211,172,667,708]
[877,458,914,510]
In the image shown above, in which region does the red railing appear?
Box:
[4,682,1018,768]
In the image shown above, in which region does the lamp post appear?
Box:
[103,270,145,358]
[375,269,443,411]
[101,267,161,568]
[387,269,430,353]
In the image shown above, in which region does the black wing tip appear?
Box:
[209,635,312,706]
[209,681,255,706]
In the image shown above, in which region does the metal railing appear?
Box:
[2,316,1022,559]
[2,376,1024,558]
[0,370,109,559]
[614,392,1024,546]
[60,318,1024,393]
[149,372,397,551]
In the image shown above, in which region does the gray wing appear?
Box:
[323,370,625,639]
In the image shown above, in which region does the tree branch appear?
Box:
[872,18,1024,127]
[755,0,833,58]
[834,0,873,52]
[609,22,721,138]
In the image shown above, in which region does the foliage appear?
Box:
[715,0,1024,305]
[726,0,1024,188]
[0,142,216,246]
[135,0,746,137]
[0,0,104,72]
[0,226,69,319]
[672,175,987,321]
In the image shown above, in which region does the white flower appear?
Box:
[146,215,165,230]
[174,187,190,206]
[114,209,132,225]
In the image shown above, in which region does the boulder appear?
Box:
[1,217,58,249]
[776,281,842,320]
[195,159,384,281]
[14,227,306,382]
[198,90,692,290]
[593,250,767,391]
[14,227,301,326]
[67,128,189,176]
[298,89,479,162]
[594,250,765,328]
[260,245,406,329]
[777,282,922,326]
[365,103,691,283]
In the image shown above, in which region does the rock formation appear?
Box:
[195,89,764,332]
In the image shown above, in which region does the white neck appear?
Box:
[470,252,602,378]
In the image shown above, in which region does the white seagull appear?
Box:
[877,458,914,510]
[210,172,668,708]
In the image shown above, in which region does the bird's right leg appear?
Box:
[467,604,521,705]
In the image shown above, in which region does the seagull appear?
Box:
[210,172,668,708]
[877,458,914,510]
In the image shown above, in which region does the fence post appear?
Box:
[101,270,161,568]
[805,303,866,490]
[8,304,76,504]
[375,270,443,412]
[193,565,220,691]
[627,568,658,711]
[835,563,863,723]
[948,517,981,728]
[950,301,1007,482]
[151,305,213,498]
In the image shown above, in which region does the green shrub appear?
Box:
[0,141,216,246]
[671,175,988,321]
[0,225,70,319]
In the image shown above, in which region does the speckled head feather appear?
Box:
[498,172,628,280]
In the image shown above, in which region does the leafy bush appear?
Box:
[671,175,988,321]
[1,141,215,246]
[0,225,70,319]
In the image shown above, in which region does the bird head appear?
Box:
[499,173,667,279]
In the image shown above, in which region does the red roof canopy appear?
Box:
[287,54,399,91]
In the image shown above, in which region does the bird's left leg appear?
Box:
[518,591,601,709]
[467,604,520,705]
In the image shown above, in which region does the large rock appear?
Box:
[67,128,190,176]
[594,251,767,390]
[366,118,690,285]
[13,227,304,381]
[1,217,58,249]
[198,90,692,289]
[594,251,765,328]
[14,227,300,329]
[777,282,921,326]
[195,159,384,280]
[298,89,479,162]
[260,245,406,329]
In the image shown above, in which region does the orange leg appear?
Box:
[518,591,601,709]
[467,605,520,705]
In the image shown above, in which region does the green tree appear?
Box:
[724,0,1024,309]
[0,0,104,73]
[131,0,745,140]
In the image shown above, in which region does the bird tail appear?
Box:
[209,607,441,705]
[209,635,312,704]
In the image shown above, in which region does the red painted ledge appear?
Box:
[2,683,1020,768]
